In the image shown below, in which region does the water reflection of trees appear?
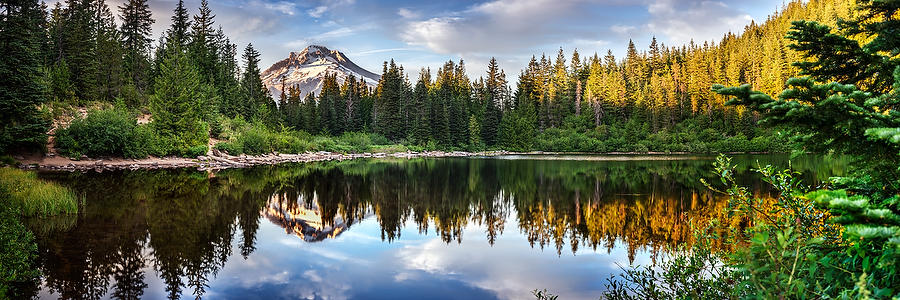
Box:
[29,155,843,299]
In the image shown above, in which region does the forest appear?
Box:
[0,0,857,159]
[2,0,899,298]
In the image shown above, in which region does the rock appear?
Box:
[13,155,24,160]
[80,154,88,160]
[197,156,208,161]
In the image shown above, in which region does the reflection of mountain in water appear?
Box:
[263,193,348,242]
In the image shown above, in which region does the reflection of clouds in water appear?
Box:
[210,210,656,300]
[394,217,626,300]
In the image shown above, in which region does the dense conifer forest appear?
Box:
[0,0,858,157]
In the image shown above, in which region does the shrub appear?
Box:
[56,108,137,158]
[184,145,208,158]
[214,142,242,155]
[339,132,373,153]
[235,125,271,155]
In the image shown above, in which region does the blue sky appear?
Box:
[90,0,785,79]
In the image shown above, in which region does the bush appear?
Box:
[235,125,271,155]
[338,132,373,153]
[184,145,208,158]
[55,108,138,158]
[213,142,242,155]
[54,108,207,158]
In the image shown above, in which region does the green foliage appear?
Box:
[607,154,898,299]
[604,234,739,299]
[0,186,39,299]
[55,108,140,158]
[0,167,78,217]
[185,145,208,158]
[0,0,50,154]
[150,41,210,152]
[54,108,204,158]
[215,117,401,155]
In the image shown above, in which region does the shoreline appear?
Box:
[14,150,786,172]
[15,150,512,172]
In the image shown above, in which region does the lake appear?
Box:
[25,154,845,299]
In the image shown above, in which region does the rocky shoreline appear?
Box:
[17,150,513,172]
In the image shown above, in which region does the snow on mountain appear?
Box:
[261,45,380,101]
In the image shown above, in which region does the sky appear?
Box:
[56,0,786,80]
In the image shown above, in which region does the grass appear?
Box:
[0,168,78,217]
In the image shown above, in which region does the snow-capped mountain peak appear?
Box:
[262,45,380,101]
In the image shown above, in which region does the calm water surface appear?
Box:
[27,154,845,299]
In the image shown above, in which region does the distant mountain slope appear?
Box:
[261,45,380,101]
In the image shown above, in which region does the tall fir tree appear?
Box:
[92,0,124,101]
[118,0,154,93]
[150,39,208,151]
[375,60,406,141]
[0,0,51,153]
[189,0,216,84]
[239,43,272,121]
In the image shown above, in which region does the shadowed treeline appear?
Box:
[25,155,844,299]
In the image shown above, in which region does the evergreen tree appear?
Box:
[239,43,272,121]
[92,0,124,101]
[301,92,318,134]
[118,0,154,93]
[341,74,361,132]
[168,0,191,48]
[410,69,431,144]
[58,0,98,101]
[150,39,208,151]
[375,60,406,141]
[0,0,51,153]
[214,28,241,118]
[318,73,341,135]
[189,0,216,84]
[482,57,504,146]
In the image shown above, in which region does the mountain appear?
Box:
[261,45,380,101]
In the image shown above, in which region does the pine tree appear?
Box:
[189,0,216,84]
[318,73,340,135]
[0,0,51,153]
[150,39,208,151]
[92,0,124,101]
[375,60,406,141]
[59,0,98,101]
[239,43,272,121]
[410,69,431,144]
[214,28,241,118]
[168,0,191,48]
[301,92,318,134]
[118,0,154,93]
[714,1,900,292]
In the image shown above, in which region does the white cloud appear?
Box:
[308,5,328,18]
[611,25,637,35]
[306,0,357,18]
[284,24,374,49]
[354,48,417,56]
[646,0,754,44]
[400,0,588,55]
[263,1,298,15]
[397,8,419,19]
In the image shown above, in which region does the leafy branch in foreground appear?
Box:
[607,0,900,297]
